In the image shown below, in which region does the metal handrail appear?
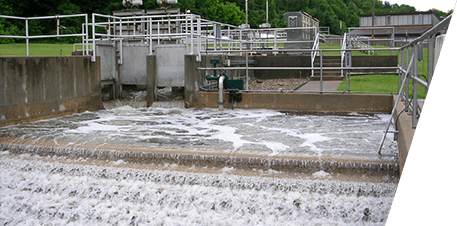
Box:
[378,54,415,155]
[0,14,89,56]
[341,33,347,77]
[397,14,452,129]
[311,33,320,77]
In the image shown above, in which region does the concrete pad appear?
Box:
[297,81,343,92]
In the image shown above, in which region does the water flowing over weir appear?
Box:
[0,155,397,225]
[0,99,400,225]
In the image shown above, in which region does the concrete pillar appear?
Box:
[146,55,157,106]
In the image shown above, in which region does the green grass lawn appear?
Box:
[337,74,428,99]
[0,43,75,56]
[324,42,430,99]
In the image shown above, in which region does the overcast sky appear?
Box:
[386,0,456,12]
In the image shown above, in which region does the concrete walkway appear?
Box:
[297,81,343,92]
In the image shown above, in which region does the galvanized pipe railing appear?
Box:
[311,33,320,77]
[0,14,89,56]
[397,14,452,129]
[198,47,401,95]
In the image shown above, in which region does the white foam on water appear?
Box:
[0,156,397,225]
[0,106,398,160]
[312,170,332,179]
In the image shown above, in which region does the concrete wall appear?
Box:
[254,55,311,79]
[183,55,200,107]
[352,55,398,74]
[186,92,393,113]
[352,55,398,67]
[0,56,103,127]
[393,96,416,176]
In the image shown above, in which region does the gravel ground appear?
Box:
[249,78,309,91]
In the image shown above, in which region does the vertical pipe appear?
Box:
[92,14,96,62]
[320,50,323,93]
[158,21,161,46]
[412,45,418,128]
[398,48,401,92]
[372,0,375,40]
[274,30,277,50]
[133,17,136,37]
[239,30,242,51]
[190,15,194,55]
[219,76,225,111]
[81,23,85,53]
[266,0,269,25]
[246,50,249,91]
[25,19,29,56]
[168,18,171,36]
[245,0,248,26]
[213,25,217,51]
[119,18,123,64]
[197,16,202,61]
[85,15,89,55]
[428,34,435,85]
[107,18,111,37]
[57,16,60,37]
[404,47,410,106]
[391,27,395,55]
[149,18,153,55]
[228,27,231,51]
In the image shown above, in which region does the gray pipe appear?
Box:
[219,76,225,111]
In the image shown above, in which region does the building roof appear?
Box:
[350,25,433,36]
[359,10,440,20]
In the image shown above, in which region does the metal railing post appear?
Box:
[92,14,96,62]
[404,47,410,106]
[412,44,419,128]
[197,16,202,61]
[190,15,194,55]
[428,34,435,85]
[320,50,323,93]
[85,15,89,56]
[245,49,249,91]
[25,19,29,56]
[149,18,153,55]
[119,18,123,64]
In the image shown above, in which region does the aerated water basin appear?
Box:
[0,101,399,225]
[0,101,398,161]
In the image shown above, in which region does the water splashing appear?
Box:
[0,105,399,225]
[0,154,397,225]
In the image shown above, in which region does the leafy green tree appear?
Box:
[207,1,245,25]
[0,1,20,43]
[2,0,449,38]
[57,0,83,43]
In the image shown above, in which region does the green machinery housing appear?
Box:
[205,59,244,90]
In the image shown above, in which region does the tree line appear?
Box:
[0,0,453,43]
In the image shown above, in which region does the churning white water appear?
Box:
[1,101,398,161]
[0,153,396,225]
[0,101,398,225]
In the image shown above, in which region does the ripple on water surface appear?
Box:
[0,104,398,161]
